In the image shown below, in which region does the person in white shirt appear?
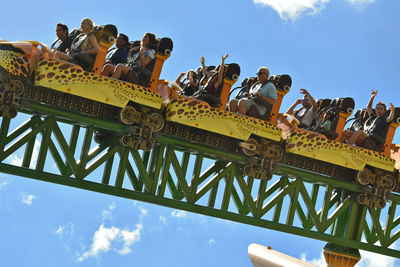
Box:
[286,88,318,128]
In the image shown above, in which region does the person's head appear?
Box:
[56,23,68,40]
[301,95,312,108]
[256,67,270,84]
[207,72,219,86]
[186,70,196,80]
[141,32,156,48]
[375,102,387,116]
[116,33,129,48]
[80,18,94,34]
[323,110,332,121]
[318,110,326,122]
[207,70,216,79]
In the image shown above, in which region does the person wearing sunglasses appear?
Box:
[286,88,318,128]
[229,67,277,117]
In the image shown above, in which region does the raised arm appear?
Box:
[188,72,198,88]
[200,56,208,77]
[300,89,317,111]
[175,72,185,84]
[387,102,395,123]
[215,54,228,88]
[286,99,302,115]
[367,89,377,116]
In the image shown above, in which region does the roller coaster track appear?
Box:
[1,102,400,262]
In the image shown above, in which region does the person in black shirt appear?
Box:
[101,33,130,76]
[346,89,394,150]
[51,23,73,53]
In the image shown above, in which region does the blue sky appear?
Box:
[1,0,400,266]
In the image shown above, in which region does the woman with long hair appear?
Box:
[111,32,157,83]
[54,18,100,70]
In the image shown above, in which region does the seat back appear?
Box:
[268,74,291,124]
[91,24,118,74]
[149,37,173,92]
[383,108,400,156]
[310,97,354,140]
[347,109,368,132]
[232,77,257,100]
[330,97,354,140]
[216,63,240,110]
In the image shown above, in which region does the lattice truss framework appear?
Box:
[0,113,400,258]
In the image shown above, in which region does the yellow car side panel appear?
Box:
[0,49,30,78]
[34,58,162,109]
[166,96,282,141]
[286,129,395,172]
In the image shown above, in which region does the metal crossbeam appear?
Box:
[1,105,400,258]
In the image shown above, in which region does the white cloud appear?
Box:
[253,0,330,21]
[6,139,40,167]
[347,0,375,11]
[301,252,325,266]
[171,210,187,218]
[139,208,148,217]
[55,223,75,237]
[102,210,112,221]
[78,223,143,261]
[301,243,398,267]
[358,249,396,267]
[159,216,166,224]
[347,0,375,5]
[56,225,65,236]
[8,154,23,166]
[108,203,116,210]
[102,203,117,221]
[209,239,215,245]
[0,180,8,188]
[253,0,375,21]
[21,194,36,206]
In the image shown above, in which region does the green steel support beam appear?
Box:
[1,107,400,259]
[1,162,399,258]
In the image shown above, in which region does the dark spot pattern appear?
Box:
[285,128,395,171]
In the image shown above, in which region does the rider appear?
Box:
[286,89,318,128]
[346,89,394,150]
[228,67,277,116]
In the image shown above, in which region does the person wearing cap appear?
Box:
[229,67,277,116]
[286,88,318,128]
[101,33,130,76]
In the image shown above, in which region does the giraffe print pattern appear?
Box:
[285,128,395,172]
[166,95,282,141]
[34,58,162,109]
[0,49,30,78]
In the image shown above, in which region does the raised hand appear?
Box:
[300,88,309,96]
[371,89,378,96]
[200,56,205,64]
[222,54,229,60]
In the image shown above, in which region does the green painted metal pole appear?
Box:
[25,102,125,132]
[1,162,399,258]
[277,164,363,192]
[158,135,247,163]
